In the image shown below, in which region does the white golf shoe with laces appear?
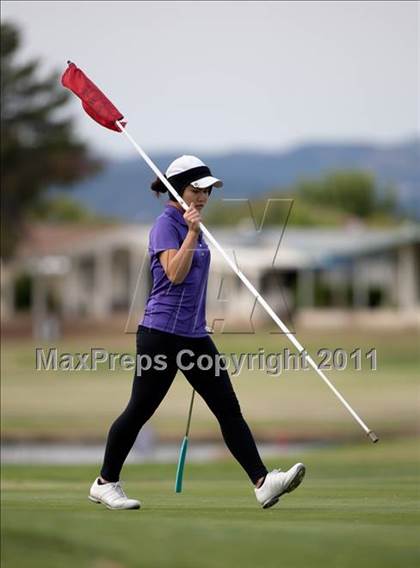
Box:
[255,463,306,509]
[89,478,141,510]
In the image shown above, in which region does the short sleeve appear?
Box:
[149,216,180,255]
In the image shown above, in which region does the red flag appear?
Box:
[61,61,126,132]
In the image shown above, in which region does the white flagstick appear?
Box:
[116,120,379,443]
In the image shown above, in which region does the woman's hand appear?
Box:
[159,204,202,284]
[183,204,201,233]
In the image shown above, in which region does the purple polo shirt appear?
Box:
[141,203,211,337]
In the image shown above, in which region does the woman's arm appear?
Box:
[159,205,201,284]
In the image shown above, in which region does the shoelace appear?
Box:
[109,481,128,500]
[104,481,128,499]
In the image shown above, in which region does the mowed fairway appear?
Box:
[2,438,419,568]
[2,330,419,441]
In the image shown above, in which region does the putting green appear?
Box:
[2,437,419,568]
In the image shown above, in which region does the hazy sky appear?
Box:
[2,1,419,158]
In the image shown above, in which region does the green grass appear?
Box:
[2,438,420,568]
[2,330,419,441]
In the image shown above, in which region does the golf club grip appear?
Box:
[175,436,189,493]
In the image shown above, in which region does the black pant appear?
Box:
[100,326,268,484]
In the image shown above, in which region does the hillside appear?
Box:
[57,139,419,222]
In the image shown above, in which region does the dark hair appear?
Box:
[150,177,187,201]
[151,177,168,197]
[150,177,166,194]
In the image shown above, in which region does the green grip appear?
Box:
[175,436,189,493]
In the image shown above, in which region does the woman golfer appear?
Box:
[89,155,305,510]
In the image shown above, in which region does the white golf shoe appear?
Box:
[255,463,306,509]
[89,478,141,510]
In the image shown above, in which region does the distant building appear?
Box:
[1,222,419,334]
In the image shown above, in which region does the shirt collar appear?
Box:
[164,202,187,226]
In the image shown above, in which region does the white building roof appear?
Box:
[17,222,420,273]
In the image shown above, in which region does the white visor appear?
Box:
[190,176,223,189]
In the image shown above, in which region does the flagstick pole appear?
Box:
[116,120,378,443]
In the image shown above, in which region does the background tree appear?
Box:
[205,170,398,228]
[1,22,101,259]
[296,171,376,217]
